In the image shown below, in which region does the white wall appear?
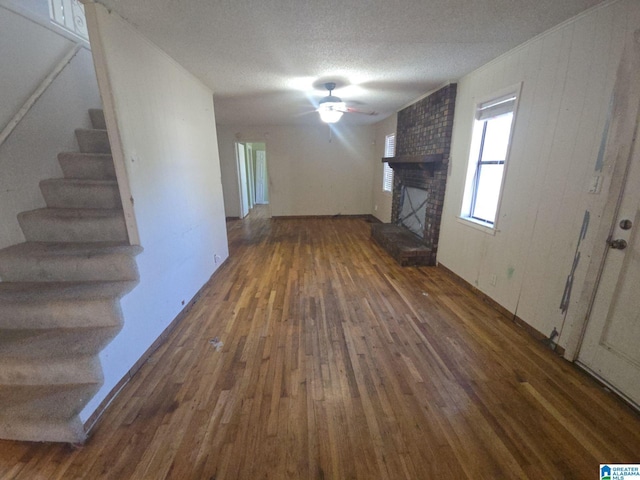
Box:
[0,5,100,251]
[438,0,640,349]
[371,114,397,222]
[82,4,229,421]
[217,128,241,217]
[217,125,375,217]
[0,0,49,20]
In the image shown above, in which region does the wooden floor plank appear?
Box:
[1,205,639,479]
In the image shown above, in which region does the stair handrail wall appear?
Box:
[83,3,141,245]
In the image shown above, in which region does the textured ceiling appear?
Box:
[98,0,604,126]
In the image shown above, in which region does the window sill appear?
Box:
[456,216,497,235]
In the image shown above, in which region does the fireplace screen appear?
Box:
[397,186,428,238]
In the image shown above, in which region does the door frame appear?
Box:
[564,30,640,361]
[235,139,271,218]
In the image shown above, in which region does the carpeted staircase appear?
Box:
[0,109,141,443]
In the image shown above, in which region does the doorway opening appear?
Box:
[235,142,269,218]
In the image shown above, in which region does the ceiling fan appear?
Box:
[316,82,377,123]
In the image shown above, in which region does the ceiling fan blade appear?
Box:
[307,81,379,120]
[342,107,378,116]
[294,109,319,117]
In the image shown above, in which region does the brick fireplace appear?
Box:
[372,84,456,265]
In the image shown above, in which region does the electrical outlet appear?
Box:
[490,273,497,286]
[214,254,221,264]
[374,204,378,211]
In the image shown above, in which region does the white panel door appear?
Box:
[578,131,640,406]
[576,34,640,407]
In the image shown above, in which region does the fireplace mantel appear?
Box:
[382,153,444,166]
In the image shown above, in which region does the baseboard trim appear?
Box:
[437,263,565,356]
[83,258,228,437]
[272,214,377,221]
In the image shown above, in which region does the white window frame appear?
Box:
[459,83,522,233]
[48,0,89,41]
[382,133,395,193]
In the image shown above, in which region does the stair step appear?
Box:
[89,108,106,130]
[0,384,97,420]
[0,242,142,282]
[0,281,133,334]
[18,208,127,242]
[0,416,86,443]
[0,295,125,330]
[0,355,102,385]
[0,356,101,443]
[0,280,138,304]
[75,129,110,154]
[58,153,115,180]
[40,179,121,209]
[0,325,121,359]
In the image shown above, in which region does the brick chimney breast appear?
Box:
[390,84,457,262]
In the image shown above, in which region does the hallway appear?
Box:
[1,210,638,479]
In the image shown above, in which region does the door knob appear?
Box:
[609,239,627,250]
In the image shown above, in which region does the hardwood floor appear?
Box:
[1,206,639,479]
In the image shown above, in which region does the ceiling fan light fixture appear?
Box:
[316,82,346,123]
[318,101,346,123]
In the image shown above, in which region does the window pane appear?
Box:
[472,163,504,223]
[385,134,396,158]
[480,113,513,162]
[383,163,393,192]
